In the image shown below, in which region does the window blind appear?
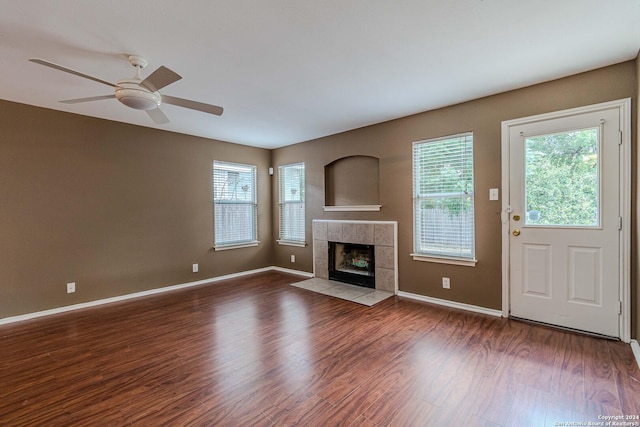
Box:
[278,163,305,243]
[213,161,257,248]
[413,133,475,260]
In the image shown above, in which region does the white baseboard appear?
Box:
[0,266,312,326]
[271,266,314,278]
[397,291,503,318]
[631,340,640,370]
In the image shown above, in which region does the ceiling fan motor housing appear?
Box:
[115,79,161,110]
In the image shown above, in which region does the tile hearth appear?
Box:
[291,278,393,307]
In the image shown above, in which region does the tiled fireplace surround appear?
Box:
[312,220,398,294]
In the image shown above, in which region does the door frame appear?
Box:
[500,98,631,342]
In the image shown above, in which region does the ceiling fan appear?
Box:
[29,55,223,124]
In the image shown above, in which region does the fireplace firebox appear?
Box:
[328,242,375,288]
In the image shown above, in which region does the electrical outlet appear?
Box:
[192,263,199,273]
[66,282,76,293]
[290,255,295,263]
[442,277,450,289]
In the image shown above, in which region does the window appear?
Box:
[525,128,599,226]
[213,161,258,249]
[278,163,305,246]
[412,133,476,265]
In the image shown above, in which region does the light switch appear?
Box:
[489,188,499,201]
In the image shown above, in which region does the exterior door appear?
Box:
[506,105,622,338]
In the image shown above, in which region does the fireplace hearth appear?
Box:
[328,242,375,288]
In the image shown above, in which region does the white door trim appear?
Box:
[501,98,631,342]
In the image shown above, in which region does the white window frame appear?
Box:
[277,163,306,247]
[213,161,259,250]
[411,132,477,266]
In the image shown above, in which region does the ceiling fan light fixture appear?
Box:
[115,87,161,110]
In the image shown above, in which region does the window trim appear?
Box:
[214,241,260,251]
[213,160,258,250]
[410,253,477,267]
[412,132,476,266]
[278,162,306,246]
[276,240,307,248]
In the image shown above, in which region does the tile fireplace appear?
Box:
[313,220,398,294]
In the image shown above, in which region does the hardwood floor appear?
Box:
[1,270,639,426]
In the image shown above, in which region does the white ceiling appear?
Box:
[0,1,638,149]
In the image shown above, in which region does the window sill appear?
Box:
[277,240,307,248]
[323,205,382,212]
[214,241,260,251]
[410,254,477,267]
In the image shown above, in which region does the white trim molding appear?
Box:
[631,340,640,370]
[323,205,382,212]
[397,291,503,318]
[214,241,260,251]
[271,266,314,277]
[410,254,477,267]
[276,240,307,248]
[500,98,632,342]
[313,219,395,224]
[0,266,313,326]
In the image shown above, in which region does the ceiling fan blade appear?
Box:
[140,66,181,92]
[146,108,170,125]
[162,95,223,116]
[60,95,115,104]
[29,58,116,88]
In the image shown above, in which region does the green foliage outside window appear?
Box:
[413,133,475,259]
[416,136,474,216]
[525,128,599,226]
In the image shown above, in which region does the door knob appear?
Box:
[512,214,520,221]
[513,229,520,236]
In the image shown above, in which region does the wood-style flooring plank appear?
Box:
[1,270,639,426]
[608,340,640,415]
[583,334,623,418]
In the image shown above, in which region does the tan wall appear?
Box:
[272,61,637,327]
[0,101,273,318]
[1,60,637,335]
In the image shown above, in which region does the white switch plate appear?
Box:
[66,282,76,293]
[489,188,499,201]
[192,263,198,273]
[290,255,295,263]
[442,277,450,289]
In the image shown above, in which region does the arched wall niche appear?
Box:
[324,155,381,210]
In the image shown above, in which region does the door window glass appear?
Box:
[525,128,599,226]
